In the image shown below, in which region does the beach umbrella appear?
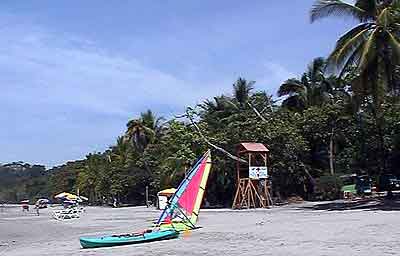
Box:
[55,192,79,200]
[55,192,88,202]
[55,192,70,199]
[157,188,177,196]
[65,194,79,200]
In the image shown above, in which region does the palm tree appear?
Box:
[109,137,134,165]
[278,57,333,111]
[76,153,108,202]
[310,0,400,110]
[106,137,137,204]
[201,95,238,121]
[125,110,164,153]
[311,0,400,172]
[124,110,165,180]
[141,110,163,133]
[233,78,255,107]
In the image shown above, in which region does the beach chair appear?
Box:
[52,208,80,220]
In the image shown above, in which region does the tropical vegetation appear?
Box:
[2,0,400,205]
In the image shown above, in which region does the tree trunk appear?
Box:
[376,115,386,174]
[247,102,268,122]
[181,108,247,164]
[374,56,386,175]
[329,127,335,176]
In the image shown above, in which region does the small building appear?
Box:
[157,188,176,210]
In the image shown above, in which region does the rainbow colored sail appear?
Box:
[156,151,212,230]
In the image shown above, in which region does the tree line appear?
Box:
[2,0,400,204]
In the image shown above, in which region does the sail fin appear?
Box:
[156,150,212,231]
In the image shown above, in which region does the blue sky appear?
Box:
[1,1,355,167]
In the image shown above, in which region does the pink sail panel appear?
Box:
[177,160,207,215]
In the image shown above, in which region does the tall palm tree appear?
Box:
[311,0,400,172]
[110,137,134,165]
[310,0,400,110]
[278,57,333,111]
[233,78,255,107]
[76,153,108,202]
[125,110,164,153]
[106,137,137,203]
[124,110,165,179]
[201,95,238,119]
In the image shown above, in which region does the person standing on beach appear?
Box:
[22,204,29,212]
[35,202,40,216]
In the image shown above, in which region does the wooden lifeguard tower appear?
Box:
[232,143,272,209]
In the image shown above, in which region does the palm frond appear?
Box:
[247,80,256,88]
[391,0,400,9]
[352,59,378,97]
[140,110,157,129]
[200,99,216,111]
[354,0,377,19]
[377,7,391,28]
[387,31,400,65]
[328,25,372,71]
[278,79,305,97]
[329,23,373,57]
[281,95,306,112]
[320,79,334,93]
[311,0,370,23]
[358,28,378,72]
[300,73,309,87]
[307,57,326,84]
[233,78,255,105]
[337,44,364,77]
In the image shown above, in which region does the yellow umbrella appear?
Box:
[157,188,177,196]
[54,192,78,200]
[54,192,70,199]
[55,192,88,202]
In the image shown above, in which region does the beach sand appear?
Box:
[0,202,399,256]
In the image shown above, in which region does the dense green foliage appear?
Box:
[0,163,49,202]
[2,0,400,204]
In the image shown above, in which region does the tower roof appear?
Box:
[238,143,269,152]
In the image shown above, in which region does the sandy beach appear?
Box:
[0,202,399,256]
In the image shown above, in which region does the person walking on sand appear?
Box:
[22,204,29,212]
[35,202,40,216]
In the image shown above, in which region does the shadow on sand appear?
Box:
[302,195,400,211]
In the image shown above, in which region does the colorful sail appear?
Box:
[156,151,212,230]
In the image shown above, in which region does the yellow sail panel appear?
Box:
[190,153,212,224]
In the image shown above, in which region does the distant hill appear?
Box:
[0,162,49,203]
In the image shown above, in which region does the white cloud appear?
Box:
[0,21,234,166]
[0,24,222,118]
[0,16,294,166]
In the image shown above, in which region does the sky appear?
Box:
[0,0,356,167]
